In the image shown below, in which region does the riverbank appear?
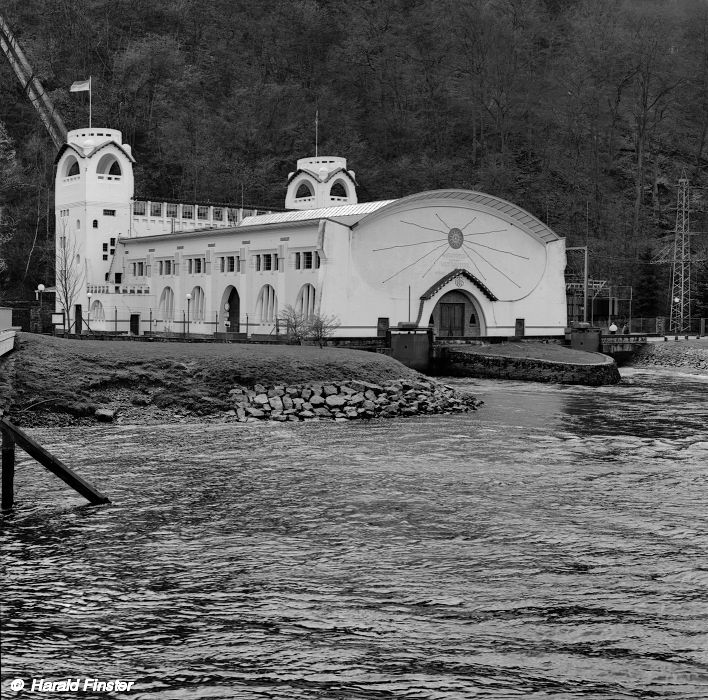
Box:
[439,342,621,385]
[0,333,480,426]
[629,339,708,373]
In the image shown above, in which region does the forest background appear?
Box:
[1,0,707,319]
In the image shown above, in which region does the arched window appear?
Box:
[90,300,105,322]
[256,284,277,322]
[190,286,206,321]
[92,219,98,228]
[97,153,122,178]
[295,284,316,318]
[330,180,348,199]
[65,156,80,177]
[295,181,314,199]
[159,287,175,321]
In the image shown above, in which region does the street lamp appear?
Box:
[86,292,92,333]
[36,283,46,333]
[186,293,192,337]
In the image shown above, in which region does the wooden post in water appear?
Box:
[0,418,110,512]
[1,426,15,512]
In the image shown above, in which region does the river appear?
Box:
[2,368,707,699]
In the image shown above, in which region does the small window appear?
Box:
[295,252,301,269]
[296,181,314,199]
[102,254,108,261]
[166,203,178,218]
[137,262,144,276]
[110,237,116,246]
[159,261,164,275]
[194,258,202,274]
[115,273,122,283]
[255,255,261,271]
[227,256,235,272]
[303,251,313,269]
[236,255,241,272]
[263,254,272,271]
[93,219,98,228]
[274,254,279,271]
[76,219,81,230]
[102,243,108,251]
[213,208,223,221]
[110,248,115,255]
[330,181,347,198]
[197,206,208,220]
[183,204,194,219]
[131,263,137,276]
[150,202,162,217]
[133,201,146,215]
[315,252,321,269]
[188,259,193,274]
[103,209,116,216]
[66,159,80,177]
[165,260,172,275]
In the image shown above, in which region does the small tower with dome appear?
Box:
[285,156,358,210]
[54,127,135,330]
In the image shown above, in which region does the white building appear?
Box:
[55,127,567,338]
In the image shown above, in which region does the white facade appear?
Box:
[54,126,568,338]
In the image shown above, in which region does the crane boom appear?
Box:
[0,13,67,149]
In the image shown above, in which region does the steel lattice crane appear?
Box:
[0,12,67,149]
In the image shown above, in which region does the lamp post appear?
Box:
[36,283,45,333]
[186,293,192,337]
[86,292,92,334]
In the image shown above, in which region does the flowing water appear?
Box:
[2,369,707,699]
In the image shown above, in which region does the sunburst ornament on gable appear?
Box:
[372,212,529,288]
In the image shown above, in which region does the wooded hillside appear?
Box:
[1,0,707,315]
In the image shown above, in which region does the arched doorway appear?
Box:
[430,290,484,337]
[221,286,240,332]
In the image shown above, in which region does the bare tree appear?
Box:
[280,304,310,344]
[54,222,85,334]
[307,313,340,348]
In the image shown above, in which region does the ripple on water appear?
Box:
[2,373,708,699]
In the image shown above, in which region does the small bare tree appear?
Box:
[280,304,309,344]
[55,222,85,334]
[307,313,340,348]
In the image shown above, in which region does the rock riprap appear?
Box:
[227,379,481,422]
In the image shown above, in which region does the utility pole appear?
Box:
[652,176,705,334]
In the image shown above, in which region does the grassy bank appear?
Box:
[1,334,422,425]
[629,339,708,372]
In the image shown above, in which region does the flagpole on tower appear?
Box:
[89,76,92,128]
[315,108,318,158]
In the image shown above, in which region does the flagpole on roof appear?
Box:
[89,76,92,128]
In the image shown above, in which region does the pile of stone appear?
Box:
[227,379,481,422]
[631,342,708,372]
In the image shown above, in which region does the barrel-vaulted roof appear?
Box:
[54,140,136,165]
[354,189,561,245]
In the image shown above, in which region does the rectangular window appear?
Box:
[159,261,164,275]
[165,260,172,275]
[110,248,115,255]
[219,257,225,273]
[274,254,279,271]
[182,204,194,219]
[263,254,272,271]
[194,258,202,274]
[110,237,116,246]
[227,256,235,272]
[166,203,178,218]
[213,208,223,221]
[255,255,261,271]
[103,209,116,216]
[102,254,108,261]
[188,258,193,274]
[131,263,136,276]
[304,251,313,269]
[197,206,208,220]
[315,252,321,268]
[137,262,144,276]
[236,255,241,272]
[102,243,108,251]
[295,252,301,269]
[133,201,146,215]
[150,202,162,217]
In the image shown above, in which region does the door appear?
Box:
[130,314,140,335]
[440,303,464,337]
[227,288,240,332]
[74,304,83,334]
